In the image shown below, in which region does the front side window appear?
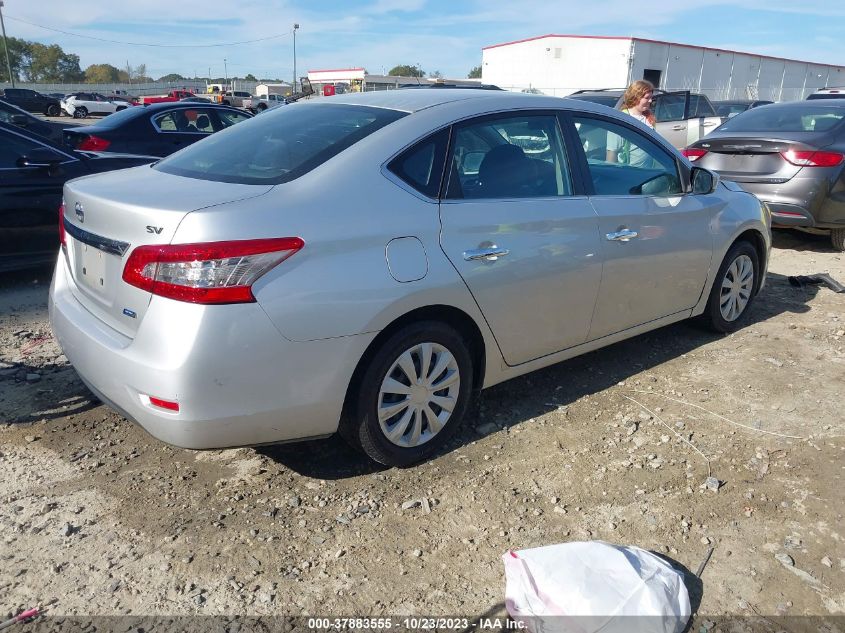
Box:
[654,94,687,122]
[573,116,682,197]
[155,104,406,185]
[154,109,213,133]
[445,114,572,199]
[216,110,251,129]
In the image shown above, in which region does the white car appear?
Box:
[62,93,131,119]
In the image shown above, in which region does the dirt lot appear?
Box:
[1,230,843,622]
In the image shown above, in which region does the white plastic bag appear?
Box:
[503,541,691,633]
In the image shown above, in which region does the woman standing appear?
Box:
[606,80,657,166]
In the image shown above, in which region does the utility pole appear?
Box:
[224,58,228,90]
[0,1,15,88]
[293,23,299,92]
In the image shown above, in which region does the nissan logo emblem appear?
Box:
[75,202,84,223]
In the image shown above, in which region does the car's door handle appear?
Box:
[703,121,718,127]
[672,124,686,131]
[463,246,510,261]
[606,229,639,242]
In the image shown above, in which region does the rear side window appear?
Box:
[387,128,449,198]
[155,104,407,185]
[689,95,716,118]
[718,106,845,132]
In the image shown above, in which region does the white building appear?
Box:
[482,34,845,101]
[255,82,292,97]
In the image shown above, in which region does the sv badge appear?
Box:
[146,226,164,234]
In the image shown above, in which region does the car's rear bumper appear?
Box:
[726,174,845,229]
[49,253,372,450]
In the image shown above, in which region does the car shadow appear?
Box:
[771,227,837,253]
[260,270,819,479]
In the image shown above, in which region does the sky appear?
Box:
[2,0,845,81]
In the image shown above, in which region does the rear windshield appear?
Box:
[154,103,407,185]
[806,93,845,100]
[717,105,845,133]
[94,106,147,129]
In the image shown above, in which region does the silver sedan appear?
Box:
[50,90,771,466]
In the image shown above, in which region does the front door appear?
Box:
[568,115,715,340]
[438,111,603,366]
[0,129,75,269]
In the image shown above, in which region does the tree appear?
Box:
[0,36,31,82]
[468,65,482,79]
[388,64,424,77]
[429,70,443,79]
[244,73,257,81]
[22,42,84,82]
[158,73,186,82]
[85,63,123,83]
[131,64,152,82]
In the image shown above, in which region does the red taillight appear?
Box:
[122,237,304,304]
[148,396,179,412]
[77,135,112,151]
[781,149,845,167]
[58,201,66,247]
[682,148,708,162]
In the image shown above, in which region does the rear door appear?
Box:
[653,91,691,148]
[438,110,603,365]
[568,114,714,339]
[691,94,723,140]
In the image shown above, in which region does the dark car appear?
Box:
[0,122,157,272]
[0,88,61,116]
[713,100,774,118]
[684,100,845,250]
[62,102,253,157]
[0,98,71,144]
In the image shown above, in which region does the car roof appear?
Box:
[140,101,246,112]
[313,89,569,113]
[763,99,845,108]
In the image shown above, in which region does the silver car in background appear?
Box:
[684,100,845,250]
[50,90,770,466]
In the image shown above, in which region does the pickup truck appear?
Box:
[0,88,62,116]
[243,93,287,113]
[138,90,196,105]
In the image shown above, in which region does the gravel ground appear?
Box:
[1,229,843,621]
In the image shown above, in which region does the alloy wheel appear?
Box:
[377,342,460,448]
[719,254,754,321]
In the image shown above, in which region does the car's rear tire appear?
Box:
[46,104,60,117]
[832,228,845,252]
[342,321,474,466]
[73,107,88,119]
[257,103,267,111]
[700,241,759,333]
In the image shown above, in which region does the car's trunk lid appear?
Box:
[62,165,273,338]
[696,134,829,183]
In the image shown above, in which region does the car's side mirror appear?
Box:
[16,147,65,173]
[691,166,719,194]
[10,114,28,126]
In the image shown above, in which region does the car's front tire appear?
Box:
[46,104,60,117]
[831,228,845,252]
[700,241,759,333]
[73,106,88,119]
[343,322,474,466]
